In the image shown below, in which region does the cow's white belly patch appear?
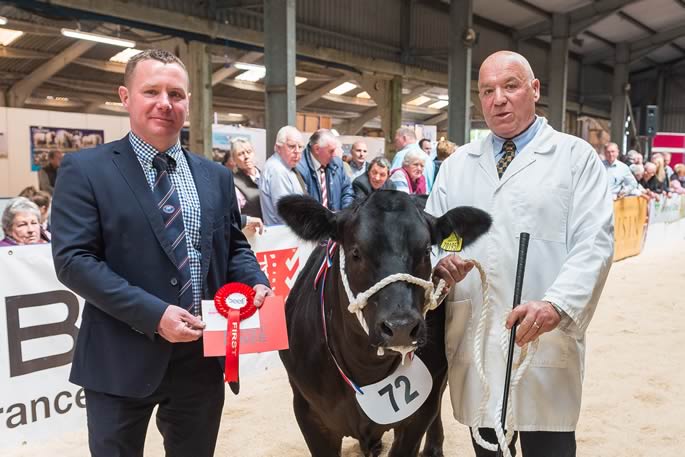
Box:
[355,355,433,425]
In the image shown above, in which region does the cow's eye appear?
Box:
[425,246,432,257]
[350,247,361,260]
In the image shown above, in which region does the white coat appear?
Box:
[425,118,614,431]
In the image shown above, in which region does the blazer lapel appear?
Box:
[185,150,215,280]
[111,136,178,267]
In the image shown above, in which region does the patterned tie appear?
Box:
[497,140,517,178]
[152,153,195,314]
[319,166,328,208]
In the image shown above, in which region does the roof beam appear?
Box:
[0,47,51,59]
[423,111,447,125]
[296,75,349,109]
[211,51,261,86]
[22,0,449,85]
[514,0,640,41]
[73,58,125,73]
[508,0,551,19]
[7,30,100,107]
[584,23,685,64]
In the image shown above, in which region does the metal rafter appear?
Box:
[585,22,685,64]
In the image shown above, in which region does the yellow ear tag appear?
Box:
[440,232,463,252]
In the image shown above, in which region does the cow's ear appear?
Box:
[277,195,337,242]
[426,206,492,247]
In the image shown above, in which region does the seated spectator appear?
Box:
[352,157,396,199]
[28,190,52,241]
[230,138,264,234]
[389,149,427,195]
[603,142,637,197]
[0,197,45,246]
[434,139,457,179]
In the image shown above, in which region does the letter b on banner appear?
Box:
[5,291,80,377]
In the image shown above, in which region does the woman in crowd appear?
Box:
[0,197,45,246]
[28,190,52,241]
[671,163,685,188]
[229,138,264,234]
[389,149,427,195]
[352,157,396,199]
[647,155,671,194]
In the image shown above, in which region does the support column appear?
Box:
[548,13,569,132]
[264,0,296,156]
[447,0,473,145]
[187,41,212,159]
[357,75,402,159]
[656,67,666,128]
[610,43,630,152]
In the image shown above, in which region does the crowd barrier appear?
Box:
[2,196,685,449]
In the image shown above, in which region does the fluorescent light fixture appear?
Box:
[0,16,8,26]
[0,28,23,46]
[429,100,449,109]
[110,48,142,63]
[105,101,123,107]
[46,95,70,102]
[234,62,265,72]
[438,94,449,101]
[61,28,135,48]
[407,96,431,106]
[235,68,266,82]
[295,76,307,86]
[329,82,357,95]
[356,91,371,99]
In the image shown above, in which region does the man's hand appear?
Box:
[253,284,274,308]
[245,216,265,235]
[432,254,475,288]
[157,305,205,343]
[506,300,561,347]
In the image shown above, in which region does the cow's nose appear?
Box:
[378,316,423,346]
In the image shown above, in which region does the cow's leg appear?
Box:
[359,431,384,457]
[292,389,342,457]
[421,376,447,457]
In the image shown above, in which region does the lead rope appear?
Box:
[469,260,539,457]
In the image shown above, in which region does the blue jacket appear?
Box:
[296,146,354,210]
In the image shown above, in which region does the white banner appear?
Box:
[0,226,315,450]
[649,194,685,224]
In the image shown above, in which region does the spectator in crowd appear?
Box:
[641,162,656,187]
[38,149,64,194]
[603,142,637,197]
[221,149,237,172]
[663,151,675,180]
[0,197,44,246]
[18,185,39,198]
[50,48,271,457]
[28,190,52,241]
[352,156,396,199]
[390,149,427,195]
[419,138,433,157]
[296,128,354,211]
[259,125,305,225]
[428,50,613,456]
[230,138,264,234]
[391,127,435,192]
[628,164,654,199]
[626,149,643,165]
[434,139,457,178]
[671,163,685,188]
[343,141,369,180]
[647,155,671,195]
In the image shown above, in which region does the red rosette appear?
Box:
[214,283,257,384]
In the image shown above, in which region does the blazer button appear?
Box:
[170,278,178,286]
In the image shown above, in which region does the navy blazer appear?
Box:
[51,136,269,398]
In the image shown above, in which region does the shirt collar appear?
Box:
[129,131,183,169]
[492,116,543,156]
[309,151,323,170]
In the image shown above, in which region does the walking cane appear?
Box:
[496,232,530,457]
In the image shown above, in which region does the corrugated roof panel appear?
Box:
[623,0,685,31]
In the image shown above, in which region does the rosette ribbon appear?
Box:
[213,282,257,383]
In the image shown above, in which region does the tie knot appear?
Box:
[503,140,516,155]
[153,153,176,173]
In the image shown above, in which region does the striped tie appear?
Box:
[319,166,328,208]
[497,140,517,178]
[152,153,195,314]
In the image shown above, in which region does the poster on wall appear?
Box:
[29,126,105,171]
[0,130,7,159]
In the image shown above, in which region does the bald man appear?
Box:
[427,51,614,456]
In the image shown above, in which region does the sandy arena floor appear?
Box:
[6,234,684,456]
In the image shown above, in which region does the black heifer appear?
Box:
[277,191,491,457]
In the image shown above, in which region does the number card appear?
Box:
[355,355,433,425]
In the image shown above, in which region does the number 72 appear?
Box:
[378,375,420,413]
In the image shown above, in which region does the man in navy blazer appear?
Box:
[51,49,271,457]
